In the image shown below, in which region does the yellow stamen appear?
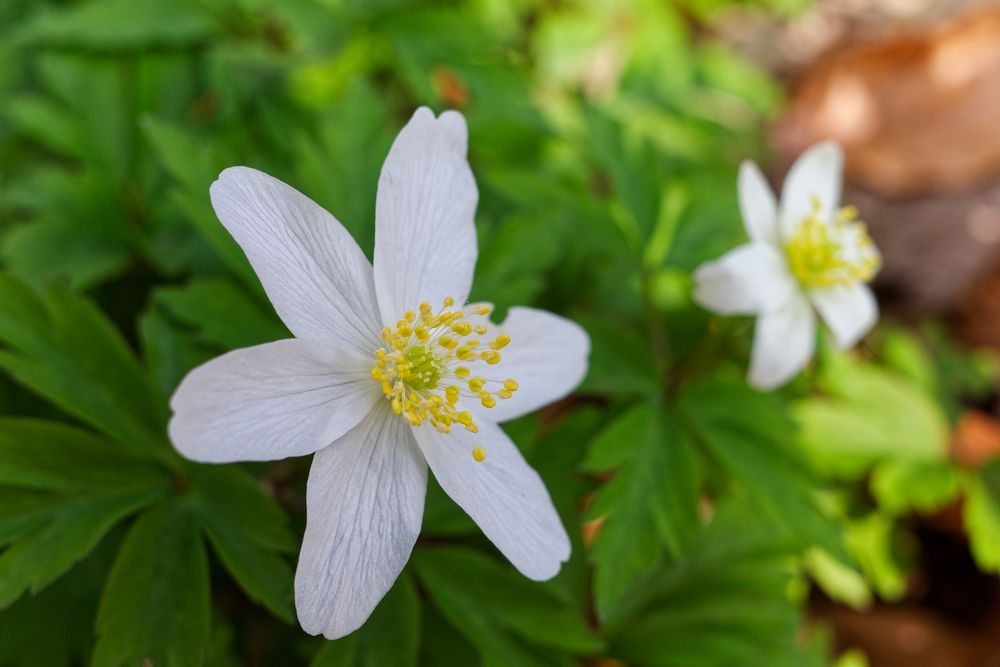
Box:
[369,300,520,436]
[472,446,485,462]
[785,197,881,288]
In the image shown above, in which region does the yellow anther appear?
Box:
[443,296,455,307]
[474,305,492,316]
[472,447,485,462]
[372,301,519,437]
[785,198,881,288]
[491,334,511,349]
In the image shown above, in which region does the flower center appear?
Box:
[785,196,881,288]
[369,297,519,441]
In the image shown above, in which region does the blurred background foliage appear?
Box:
[2,0,999,666]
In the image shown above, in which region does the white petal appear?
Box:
[210,167,382,352]
[811,283,878,349]
[748,294,816,390]
[411,419,570,580]
[373,107,478,324]
[295,407,427,639]
[693,243,798,315]
[739,161,779,245]
[169,340,377,463]
[779,141,843,240]
[468,307,589,423]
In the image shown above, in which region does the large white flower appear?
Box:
[693,142,881,389]
[168,108,589,639]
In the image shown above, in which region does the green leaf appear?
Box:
[414,546,599,666]
[585,404,701,618]
[471,214,567,311]
[311,575,421,667]
[138,303,210,397]
[0,419,170,605]
[870,459,961,516]
[605,502,803,667]
[0,491,154,608]
[803,548,872,610]
[93,501,210,667]
[141,118,258,287]
[965,462,1000,574]
[793,350,948,478]
[0,274,169,455]
[1,170,132,289]
[0,418,169,492]
[156,278,288,350]
[190,465,295,622]
[680,380,846,561]
[843,513,906,600]
[15,0,212,50]
[0,532,115,667]
[578,317,661,396]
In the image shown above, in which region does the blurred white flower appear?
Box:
[694,142,880,389]
[168,108,589,639]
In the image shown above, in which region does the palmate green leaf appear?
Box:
[0,492,154,608]
[311,575,421,667]
[0,419,170,606]
[0,273,169,455]
[413,546,600,667]
[680,379,846,561]
[190,465,296,622]
[93,501,210,667]
[155,278,288,350]
[584,403,701,619]
[793,350,949,479]
[605,502,803,667]
[965,461,1000,574]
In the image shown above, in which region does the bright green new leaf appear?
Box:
[965,461,1000,574]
